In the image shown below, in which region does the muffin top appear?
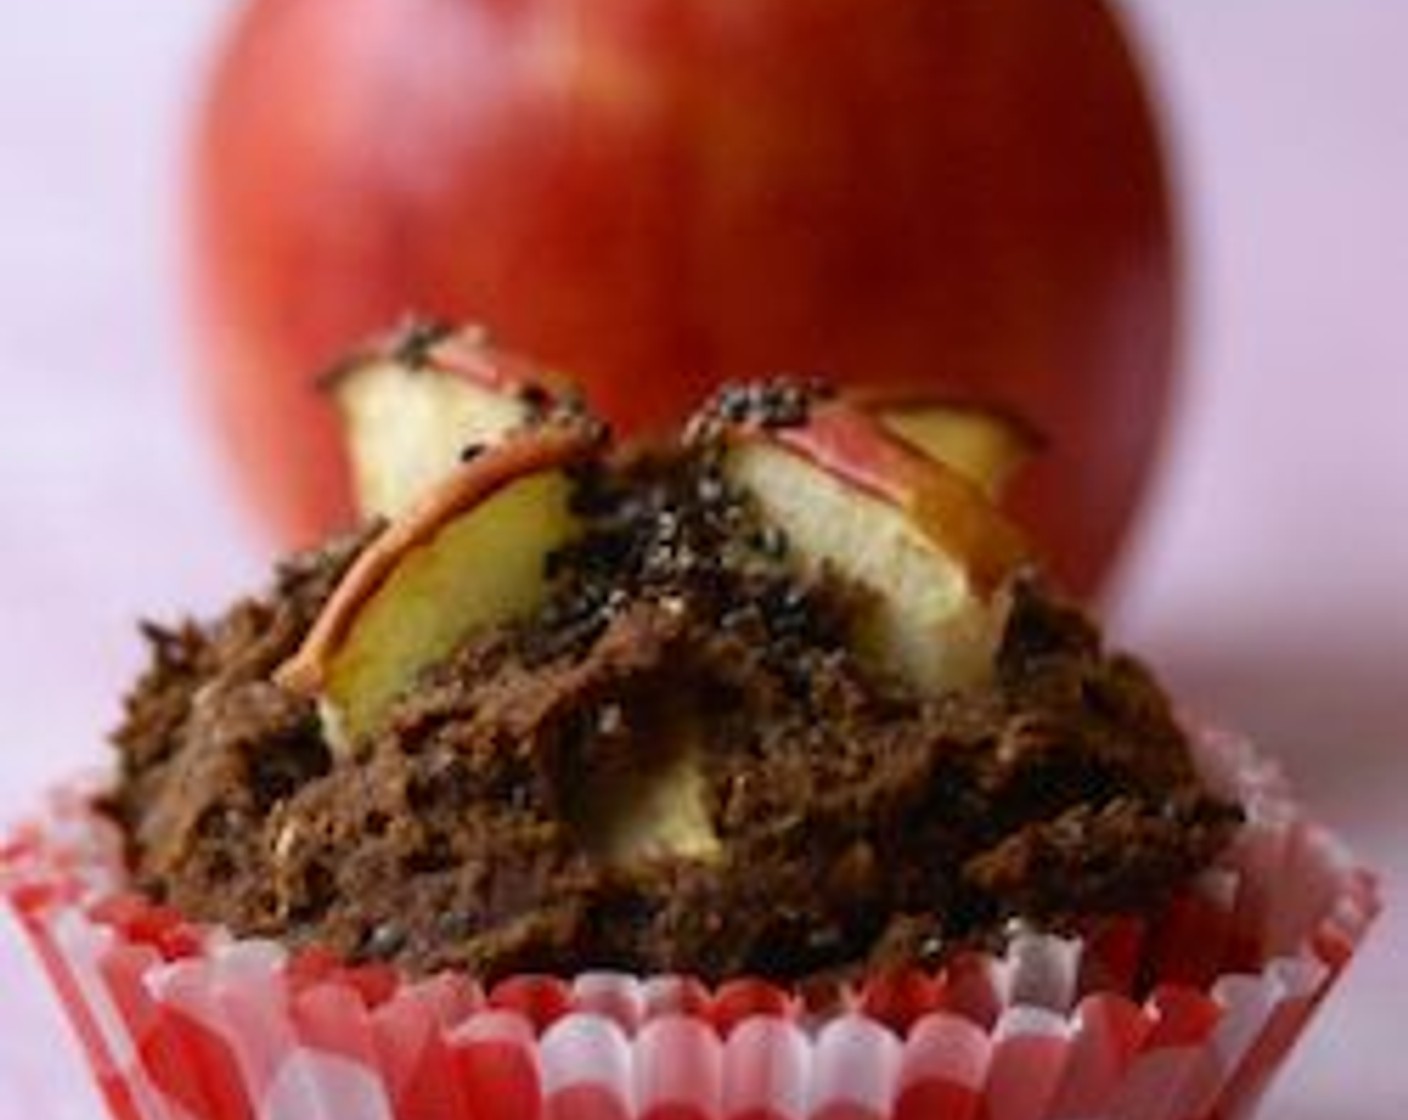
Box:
[105,331,1240,984]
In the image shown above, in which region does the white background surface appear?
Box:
[0,2,1404,1114]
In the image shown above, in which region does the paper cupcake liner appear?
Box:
[0,729,1379,1120]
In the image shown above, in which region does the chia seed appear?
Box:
[514,414,860,680]
[361,921,407,961]
[390,318,456,368]
[687,375,834,444]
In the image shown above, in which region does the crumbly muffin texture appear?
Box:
[107,445,1239,984]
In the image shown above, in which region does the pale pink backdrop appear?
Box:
[0,2,1404,1114]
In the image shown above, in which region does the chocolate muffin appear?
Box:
[105,339,1239,985]
[0,327,1377,1120]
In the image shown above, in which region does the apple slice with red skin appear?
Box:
[277,420,602,749]
[719,401,1030,695]
[331,323,574,520]
[279,410,720,864]
[287,376,1025,851]
[338,328,1037,524]
[874,400,1044,500]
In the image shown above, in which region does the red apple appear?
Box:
[192,0,1175,597]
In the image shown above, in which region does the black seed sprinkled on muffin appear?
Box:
[688,375,835,443]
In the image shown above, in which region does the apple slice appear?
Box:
[720,402,1029,695]
[331,323,572,520]
[568,709,721,867]
[277,421,602,750]
[872,400,1043,500]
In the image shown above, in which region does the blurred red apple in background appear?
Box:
[191,0,1175,597]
